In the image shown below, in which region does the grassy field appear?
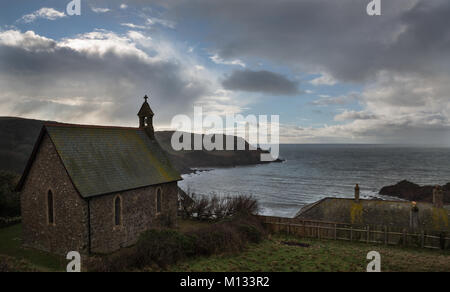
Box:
[1,223,449,272]
[0,224,65,272]
[159,235,450,272]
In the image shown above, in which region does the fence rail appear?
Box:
[256,215,449,250]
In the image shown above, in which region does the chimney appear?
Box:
[433,185,444,208]
[355,184,360,203]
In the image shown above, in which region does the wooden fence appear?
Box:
[257,215,450,250]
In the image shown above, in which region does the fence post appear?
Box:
[421,230,425,248]
[439,232,446,250]
[350,226,353,242]
[367,225,370,244]
[403,229,407,246]
[334,224,337,240]
[384,226,388,245]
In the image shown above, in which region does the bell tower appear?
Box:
[138,95,155,139]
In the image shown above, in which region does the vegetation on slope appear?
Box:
[0,171,20,218]
[162,235,450,272]
[0,117,278,175]
[0,224,65,272]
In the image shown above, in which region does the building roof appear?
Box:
[295,198,450,231]
[17,124,181,198]
[137,100,154,117]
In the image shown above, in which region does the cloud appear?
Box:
[19,7,66,23]
[310,73,337,86]
[91,7,111,14]
[310,93,360,106]
[121,23,147,30]
[146,17,176,29]
[0,29,244,127]
[222,69,300,96]
[157,0,450,82]
[149,0,450,144]
[6,0,450,144]
[210,54,246,68]
[334,110,378,122]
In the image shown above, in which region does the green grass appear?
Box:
[0,224,66,272]
[161,234,450,272]
[2,223,449,272]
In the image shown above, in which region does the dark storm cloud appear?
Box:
[222,69,300,95]
[151,0,450,82]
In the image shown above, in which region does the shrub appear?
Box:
[88,248,139,272]
[236,223,264,244]
[134,229,196,269]
[228,195,260,217]
[191,222,245,256]
[90,199,266,271]
[180,193,260,221]
[189,215,266,256]
[0,255,36,272]
[0,171,20,218]
[0,217,21,228]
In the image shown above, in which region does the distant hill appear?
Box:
[0,117,277,175]
[0,117,49,174]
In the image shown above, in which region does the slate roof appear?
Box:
[18,124,181,198]
[295,198,450,231]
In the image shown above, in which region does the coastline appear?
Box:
[179,158,285,175]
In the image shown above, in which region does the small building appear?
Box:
[17,96,181,255]
[295,185,450,232]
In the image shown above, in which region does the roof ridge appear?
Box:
[44,123,140,130]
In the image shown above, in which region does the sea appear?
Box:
[179,144,450,218]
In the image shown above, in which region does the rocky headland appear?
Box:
[379,180,450,204]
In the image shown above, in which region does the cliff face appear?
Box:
[155,131,275,174]
[0,117,275,175]
[379,180,450,204]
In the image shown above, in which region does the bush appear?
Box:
[135,229,196,269]
[180,193,260,221]
[88,248,139,272]
[189,215,266,256]
[90,195,265,272]
[0,217,21,228]
[0,171,20,218]
[191,222,245,256]
[0,255,37,272]
[236,223,264,244]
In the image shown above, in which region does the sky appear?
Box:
[0,0,450,145]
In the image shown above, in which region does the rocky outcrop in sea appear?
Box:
[379,180,450,204]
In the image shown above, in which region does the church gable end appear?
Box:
[20,133,89,255]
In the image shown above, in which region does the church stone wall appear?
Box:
[20,134,90,255]
[20,133,179,256]
[89,182,178,254]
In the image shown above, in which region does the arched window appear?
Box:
[47,190,54,225]
[156,188,162,214]
[114,196,122,226]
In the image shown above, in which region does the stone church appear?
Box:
[17,96,181,255]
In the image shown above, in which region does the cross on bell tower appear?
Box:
[138,94,155,139]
